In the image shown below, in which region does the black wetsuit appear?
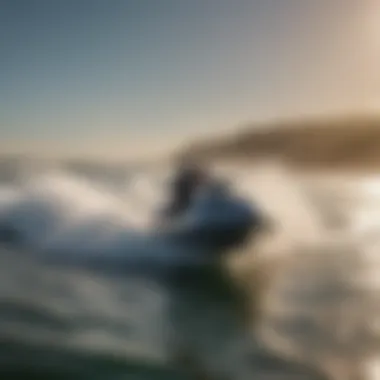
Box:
[163,167,203,220]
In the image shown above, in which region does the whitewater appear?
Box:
[0,157,379,380]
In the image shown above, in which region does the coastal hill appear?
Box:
[183,114,380,170]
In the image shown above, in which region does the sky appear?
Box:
[1,0,379,157]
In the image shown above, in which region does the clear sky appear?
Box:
[1,0,379,156]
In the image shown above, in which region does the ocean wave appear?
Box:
[0,157,379,379]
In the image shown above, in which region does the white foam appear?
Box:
[0,171,140,251]
[0,169,212,268]
[0,161,379,271]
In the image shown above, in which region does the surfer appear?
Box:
[159,171,268,255]
[155,157,272,254]
[159,157,208,223]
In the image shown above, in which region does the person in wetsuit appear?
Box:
[160,159,207,222]
[163,176,268,255]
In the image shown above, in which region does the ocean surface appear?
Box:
[0,156,379,380]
